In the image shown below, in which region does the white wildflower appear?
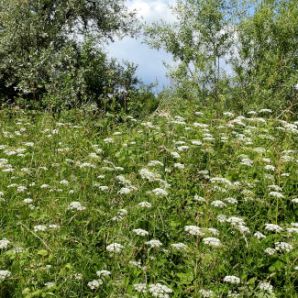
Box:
[269,191,284,199]
[211,200,226,208]
[152,188,168,197]
[264,248,276,255]
[223,276,240,285]
[133,228,149,237]
[203,237,221,247]
[68,201,86,211]
[139,168,160,181]
[191,140,202,146]
[264,165,275,172]
[145,239,163,248]
[265,223,283,233]
[118,187,133,195]
[177,145,189,152]
[199,289,214,297]
[23,198,33,204]
[274,242,293,253]
[170,152,180,159]
[258,281,273,293]
[138,201,152,208]
[194,195,206,203]
[224,197,238,205]
[0,270,11,281]
[287,227,298,234]
[254,231,266,239]
[133,283,147,293]
[148,283,173,298]
[87,279,103,290]
[96,270,111,278]
[171,243,187,251]
[33,225,47,232]
[208,228,219,236]
[185,225,204,236]
[106,243,123,254]
[0,239,10,250]
[174,163,185,169]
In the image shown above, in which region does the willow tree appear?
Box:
[145,0,239,100]
[0,0,137,109]
[232,0,298,112]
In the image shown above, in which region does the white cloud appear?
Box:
[105,0,175,90]
[128,0,176,23]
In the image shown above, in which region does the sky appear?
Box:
[105,0,175,91]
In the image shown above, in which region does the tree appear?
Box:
[231,0,298,112]
[0,0,137,109]
[145,0,235,100]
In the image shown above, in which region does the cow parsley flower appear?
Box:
[133,283,147,293]
[145,239,162,248]
[152,188,168,197]
[185,225,204,236]
[118,187,132,195]
[23,198,33,204]
[139,168,160,181]
[264,248,276,255]
[223,275,240,285]
[138,201,152,208]
[199,289,214,297]
[203,237,221,247]
[191,140,202,146]
[133,228,149,237]
[87,279,103,290]
[148,160,164,167]
[274,242,293,253]
[0,239,10,250]
[96,270,111,278]
[148,283,173,298]
[264,165,275,172]
[34,225,47,232]
[170,152,180,159]
[254,231,266,239]
[106,243,123,254]
[265,223,283,233]
[174,163,185,169]
[224,197,238,205]
[211,200,226,208]
[171,243,187,251]
[258,281,273,293]
[68,201,86,211]
[269,191,284,199]
[287,227,298,234]
[0,270,11,281]
[194,195,206,203]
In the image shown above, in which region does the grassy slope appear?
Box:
[0,101,297,297]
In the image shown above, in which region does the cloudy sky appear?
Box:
[105,0,176,91]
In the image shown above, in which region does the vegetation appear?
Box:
[0,0,297,297]
[146,0,298,113]
[0,102,297,297]
[0,0,142,110]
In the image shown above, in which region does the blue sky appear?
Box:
[105,0,175,90]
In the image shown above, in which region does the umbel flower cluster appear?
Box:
[0,105,297,297]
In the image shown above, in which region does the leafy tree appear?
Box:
[0,0,137,109]
[231,0,298,112]
[145,0,237,100]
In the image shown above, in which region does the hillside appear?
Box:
[0,103,297,297]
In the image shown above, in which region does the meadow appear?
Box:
[0,101,297,297]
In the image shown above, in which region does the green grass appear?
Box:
[0,102,297,297]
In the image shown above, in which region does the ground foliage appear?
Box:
[0,100,297,297]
